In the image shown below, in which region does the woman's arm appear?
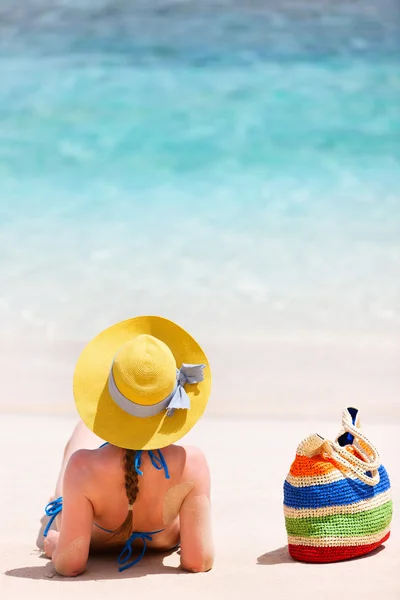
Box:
[179,448,214,573]
[45,450,94,577]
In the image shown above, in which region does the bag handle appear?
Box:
[323,415,381,486]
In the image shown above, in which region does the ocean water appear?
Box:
[1,0,399,343]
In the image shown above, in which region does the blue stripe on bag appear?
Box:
[284,465,390,509]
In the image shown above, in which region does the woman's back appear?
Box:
[46,422,213,576]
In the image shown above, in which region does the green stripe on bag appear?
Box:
[285,500,393,538]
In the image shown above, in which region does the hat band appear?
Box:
[108,363,206,419]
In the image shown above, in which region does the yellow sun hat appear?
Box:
[73,316,212,450]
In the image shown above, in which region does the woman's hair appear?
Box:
[112,449,139,539]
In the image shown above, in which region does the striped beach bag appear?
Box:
[283,407,392,563]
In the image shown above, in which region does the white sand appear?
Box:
[1,334,400,421]
[1,414,399,600]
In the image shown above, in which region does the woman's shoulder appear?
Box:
[165,444,210,483]
[64,444,122,489]
[164,443,208,462]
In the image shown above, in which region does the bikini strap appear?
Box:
[117,529,164,572]
[43,497,63,537]
[101,441,170,479]
[101,442,170,479]
[134,449,170,479]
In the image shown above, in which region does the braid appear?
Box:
[124,449,139,507]
[112,449,139,539]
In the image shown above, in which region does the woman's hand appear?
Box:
[44,530,59,558]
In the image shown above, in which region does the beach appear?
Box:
[1,331,400,599]
[1,414,399,599]
[1,0,400,597]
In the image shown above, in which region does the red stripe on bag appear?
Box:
[288,531,390,563]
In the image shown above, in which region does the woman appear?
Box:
[43,316,214,577]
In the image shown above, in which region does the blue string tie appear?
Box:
[43,497,63,537]
[134,449,170,479]
[118,530,164,572]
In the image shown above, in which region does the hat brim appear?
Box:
[73,316,211,450]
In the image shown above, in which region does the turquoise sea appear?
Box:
[1,0,399,343]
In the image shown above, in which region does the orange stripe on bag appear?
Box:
[289,455,338,477]
[290,444,368,478]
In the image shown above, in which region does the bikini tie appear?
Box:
[43,497,63,537]
[134,449,170,479]
[118,530,164,571]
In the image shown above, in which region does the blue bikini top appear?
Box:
[44,445,172,571]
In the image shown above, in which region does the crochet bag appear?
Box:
[283,407,392,563]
